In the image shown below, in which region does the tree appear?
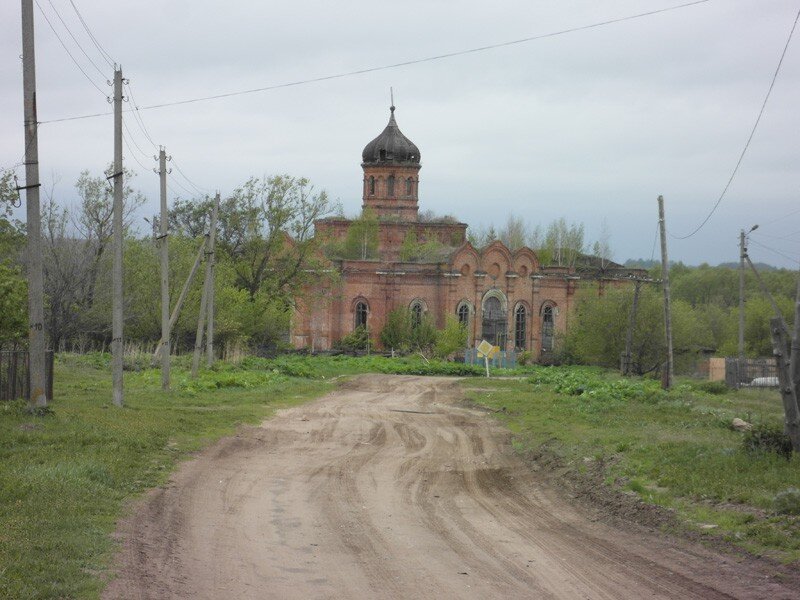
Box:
[434,316,467,359]
[498,214,528,250]
[341,209,379,260]
[410,313,437,353]
[169,175,337,301]
[544,218,584,267]
[380,308,412,352]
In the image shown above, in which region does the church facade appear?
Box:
[291,106,633,359]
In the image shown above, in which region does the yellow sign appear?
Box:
[477,340,493,356]
[490,345,500,358]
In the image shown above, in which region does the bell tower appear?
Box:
[361,105,421,222]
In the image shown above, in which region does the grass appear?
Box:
[3,353,798,597]
[461,367,800,563]
[0,353,333,600]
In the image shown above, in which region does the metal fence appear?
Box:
[0,350,54,401]
[724,357,778,389]
[464,348,517,369]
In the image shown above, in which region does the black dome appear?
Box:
[361,106,420,165]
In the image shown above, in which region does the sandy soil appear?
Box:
[103,375,800,599]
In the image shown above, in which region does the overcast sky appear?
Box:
[1,0,798,267]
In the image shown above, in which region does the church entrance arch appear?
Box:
[481,290,507,348]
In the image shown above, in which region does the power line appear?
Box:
[171,158,210,195]
[39,0,711,124]
[34,0,107,96]
[124,82,159,149]
[758,206,800,229]
[748,238,799,265]
[45,0,107,79]
[670,6,800,240]
[67,0,114,66]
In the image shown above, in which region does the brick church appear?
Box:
[291,105,629,359]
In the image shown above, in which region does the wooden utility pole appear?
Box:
[111,67,124,407]
[20,0,48,409]
[770,318,800,452]
[191,201,218,377]
[657,195,674,389]
[205,192,220,368]
[158,148,170,389]
[622,279,643,376]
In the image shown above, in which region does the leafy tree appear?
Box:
[399,230,446,262]
[544,218,584,267]
[380,308,412,352]
[0,262,26,344]
[410,313,437,353]
[340,209,379,260]
[434,316,467,359]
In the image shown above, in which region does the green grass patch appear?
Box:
[462,366,800,563]
[0,354,332,600]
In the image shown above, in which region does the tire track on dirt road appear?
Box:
[104,375,800,599]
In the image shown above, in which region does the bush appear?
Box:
[774,488,800,515]
[335,326,370,352]
[517,350,533,366]
[691,380,729,395]
[434,316,467,359]
[742,423,793,458]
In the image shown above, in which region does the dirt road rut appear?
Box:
[104,375,799,599]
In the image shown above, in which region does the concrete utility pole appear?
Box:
[657,195,674,389]
[191,201,218,377]
[739,225,759,360]
[158,148,170,389]
[111,67,124,407]
[153,236,207,360]
[205,192,219,368]
[20,0,48,409]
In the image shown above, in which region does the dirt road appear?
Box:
[104,375,799,599]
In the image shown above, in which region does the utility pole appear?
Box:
[205,192,219,368]
[20,0,48,409]
[111,67,124,407]
[739,229,746,360]
[158,148,170,389]
[739,225,759,360]
[657,195,674,389]
[153,236,206,360]
[191,202,218,377]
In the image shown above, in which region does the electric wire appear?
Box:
[649,221,659,263]
[38,0,711,124]
[757,206,800,229]
[170,158,210,195]
[751,231,800,245]
[124,83,159,149]
[45,0,107,79]
[34,0,107,96]
[748,238,799,265]
[121,119,152,163]
[670,6,800,240]
[67,0,114,67]
[121,132,150,173]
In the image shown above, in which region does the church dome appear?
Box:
[361,106,421,165]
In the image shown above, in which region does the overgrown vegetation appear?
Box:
[463,367,800,562]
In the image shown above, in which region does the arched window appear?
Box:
[405,177,413,196]
[410,300,424,328]
[457,303,470,326]
[369,176,375,195]
[355,301,368,329]
[387,175,395,197]
[514,305,527,350]
[542,305,555,352]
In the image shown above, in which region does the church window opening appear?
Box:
[405,177,413,196]
[481,294,507,348]
[457,303,470,326]
[410,300,423,328]
[369,176,375,195]
[387,175,395,197]
[542,305,555,352]
[355,301,368,329]
[514,305,527,350]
